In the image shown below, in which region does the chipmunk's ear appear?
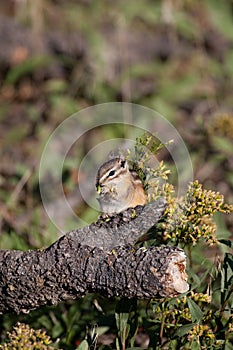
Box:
[121,159,127,168]
[108,149,123,160]
[119,155,127,169]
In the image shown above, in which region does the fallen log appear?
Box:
[0,199,189,314]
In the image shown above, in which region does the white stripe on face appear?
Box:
[96,158,128,186]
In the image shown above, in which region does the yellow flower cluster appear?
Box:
[0,323,61,350]
[178,291,212,305]
[132,134,233,246]
[152,292,212,330]
[162,180,233,245]
[187,324,215,341]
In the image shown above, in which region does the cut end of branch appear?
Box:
[166,250,189,295]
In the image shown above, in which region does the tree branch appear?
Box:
[68,198,167,250]
[0,199,189,314]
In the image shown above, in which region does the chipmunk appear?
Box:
[96,157,146,215]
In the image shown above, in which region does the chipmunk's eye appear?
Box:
[108,170,115,177]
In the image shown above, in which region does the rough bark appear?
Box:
[0,199,189,314]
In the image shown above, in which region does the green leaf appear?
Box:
[115,298,138,349]
[175,323,195,337]
[221,253,233,301]
[225,340,233,350]
[4,55,54,85]
[219,239,233,249]
[76,340,89,350]
[211,136,233,156]
[187,298,203,323]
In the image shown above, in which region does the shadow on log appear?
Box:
[0,198,189,314]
